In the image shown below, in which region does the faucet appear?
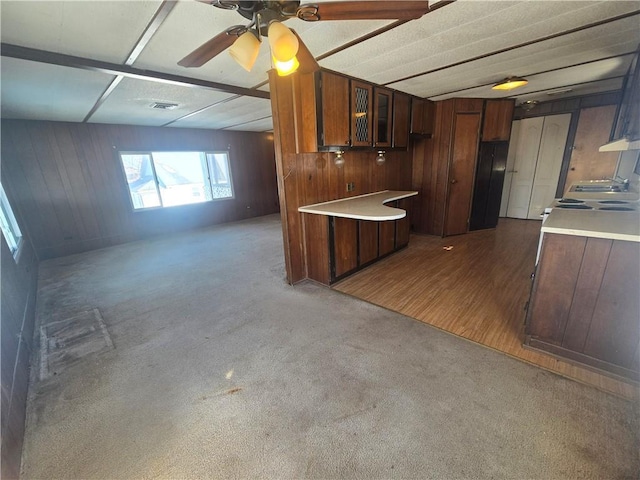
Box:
[607,176,630,191]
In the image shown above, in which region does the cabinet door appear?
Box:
[395,198,411,247]
[392,92,410,148]
[351,80,373,147]
[444,113,481,236]
[359,220,379,265]
[482,100,515,141]
[331,217,358,278]
[373,87,393,148]
[379,220,396,256]
[320,71,350,148]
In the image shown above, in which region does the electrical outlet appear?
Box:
[346,182,355,192]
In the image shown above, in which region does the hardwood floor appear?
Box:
[333,218,639,400]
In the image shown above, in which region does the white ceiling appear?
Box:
[1,0,639,132]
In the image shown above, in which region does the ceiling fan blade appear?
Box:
[291,30,319,74]
[299,1,430,21]
[178,27,242,68]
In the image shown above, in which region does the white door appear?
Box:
[499,120,520,217]
[505,117,544,219]
[527,114,571,219]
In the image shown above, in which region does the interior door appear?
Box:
[445,113,481,236]
[527,113,571,219]
[563,105,619,192]
[505,117,544,219]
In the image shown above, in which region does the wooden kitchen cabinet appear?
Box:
[373,87,393,148]
[410,97,435,136]
[302,203,412,284]
[392,92,411,149]
[482,99,515,141]
[525,233,640,381]
[332,217,358,278]
[298,70,350,152]
[351,80,373,147]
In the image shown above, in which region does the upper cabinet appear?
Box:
[297,68,415,152]
[373,87,393,148]
[482,99,515,141]
[392,92,411,149]
[351,80,373,147]
[410,97,435,136]
[298,70,350,152]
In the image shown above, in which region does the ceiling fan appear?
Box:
[178,1,431,75]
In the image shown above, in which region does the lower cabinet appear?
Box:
[525,233,640,381]
[303,202,411,285]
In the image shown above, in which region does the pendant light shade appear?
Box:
[274,55,300,76]
[492,76,528,91]
[229,30,260,72]
[268,21,299,62]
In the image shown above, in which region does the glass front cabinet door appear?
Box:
[351,80,373,147]
[374,87,393,148]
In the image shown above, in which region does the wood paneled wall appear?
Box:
[269,72,413,284]
[1,120,279,260]
[1,235,38,479]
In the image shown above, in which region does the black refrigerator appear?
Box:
[469,141,509,231]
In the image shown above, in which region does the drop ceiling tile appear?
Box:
[88,77,237,127]
[223,116,274,133]
[0,0,163,63]
[0,57,116,122]
[170,96,272,130]
[513,78,624,104]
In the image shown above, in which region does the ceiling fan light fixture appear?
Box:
[268,21,299,62]
[274,55,300,76]
[492,76,528,91]
[228,30,261,72]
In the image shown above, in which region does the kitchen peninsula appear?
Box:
[525,188,640,381]
[299,190,417,285]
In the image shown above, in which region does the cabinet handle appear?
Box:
[451,179,457,184]
[507,170,518,173]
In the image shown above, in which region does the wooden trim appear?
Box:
[0,43,270,100]
[526,338,640,382]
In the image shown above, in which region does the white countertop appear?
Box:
[298,190,418,221]
[542,209,640,242]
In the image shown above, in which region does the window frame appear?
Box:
[0,183,24,261]
[117,150,235,211]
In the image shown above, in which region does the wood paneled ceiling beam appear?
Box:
[383,9,640,87]
[0,43,270,100]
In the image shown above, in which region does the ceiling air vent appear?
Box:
[150,102,179,110]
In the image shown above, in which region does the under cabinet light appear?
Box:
[375,151,386,165]
[334,150,345,167]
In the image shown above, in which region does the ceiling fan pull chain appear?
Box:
[296,5,320,21]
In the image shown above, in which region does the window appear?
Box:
[0,183,23,259]
[119,151,234,210]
